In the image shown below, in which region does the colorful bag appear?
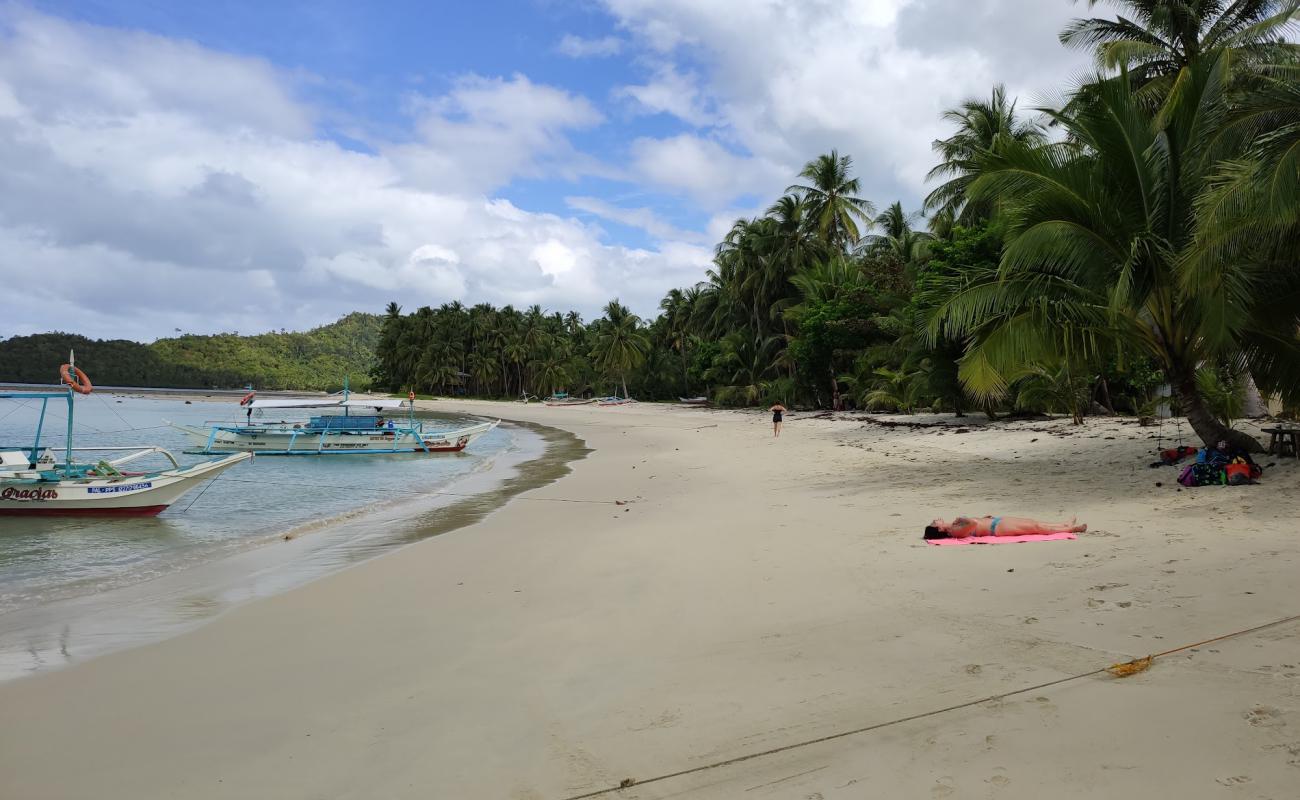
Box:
[1225,463,1252,482]
[1178,463,1221,487]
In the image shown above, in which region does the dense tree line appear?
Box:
[0,313,381,391]
[376,1,1300,449]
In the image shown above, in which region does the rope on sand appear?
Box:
[557,612,1300,800]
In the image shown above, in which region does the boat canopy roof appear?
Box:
[245,396,406,410]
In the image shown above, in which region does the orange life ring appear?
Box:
[239,391,256,406]
[408,391,416,402]
[59,364,93,395]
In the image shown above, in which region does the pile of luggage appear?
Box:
[1175,449,1262,487]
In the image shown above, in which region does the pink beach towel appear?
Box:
[927,531,1077,546]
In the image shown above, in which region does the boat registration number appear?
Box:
[87,482,153,494]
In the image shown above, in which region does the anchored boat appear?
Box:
[0,360,250,516]
[170,387,499,455]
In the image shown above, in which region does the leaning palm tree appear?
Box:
[1061,0,1300,95]
[787,150,875,250]
[925,85,1046,223]
[590,299,648,398]
[930,53,1300,450]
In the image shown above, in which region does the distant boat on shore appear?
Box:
[678,396,708,406]
[544,397,597,407]
[1,358,250,516]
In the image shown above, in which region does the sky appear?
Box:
[0,0,1097,342]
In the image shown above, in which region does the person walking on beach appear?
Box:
[769,403,787,438]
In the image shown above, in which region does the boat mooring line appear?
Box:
[1,399,109,434]
[213,476,624,504]
[555,612,1300,800]
[179,473,224,513]
[96,392,138,432]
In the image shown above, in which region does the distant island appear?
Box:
[0,312,381,392]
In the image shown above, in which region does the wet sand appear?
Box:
[1,402,1297,799]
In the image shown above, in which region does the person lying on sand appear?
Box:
[924,515,1087,540]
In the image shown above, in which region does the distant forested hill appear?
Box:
[0,313,382,391]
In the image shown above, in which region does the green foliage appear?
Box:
[1195,367,1247,427]
[0,313,381,390]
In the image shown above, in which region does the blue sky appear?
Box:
[1,0,1095,340]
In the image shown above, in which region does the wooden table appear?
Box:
[1263,427,1299,458]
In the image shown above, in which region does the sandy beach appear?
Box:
[1,402,1297,799]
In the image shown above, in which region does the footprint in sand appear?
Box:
[964,664,983,675]
[1244,706,1286,728]
[1087,598,1106,608]
[931,778,956,798]
[1216,775,1252,786]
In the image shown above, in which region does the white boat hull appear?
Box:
[171,420,499,455]
[0,452,250,516]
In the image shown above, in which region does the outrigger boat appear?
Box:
[170,385,498,455]
[544,396,597,407]
[0,359,250,516]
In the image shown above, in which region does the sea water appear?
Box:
[0,393,577,680]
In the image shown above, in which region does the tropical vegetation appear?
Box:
[375,1,1299,449]
[0,313,382,391]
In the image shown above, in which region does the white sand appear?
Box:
[1,402,1297,799]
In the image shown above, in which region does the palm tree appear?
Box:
[590,299,648,398]
[925,85,1045,223]
[930,54,1300,449]
[862,201,933,263]
[788,150,875,250]
[531,355,571,397]
[504,336,528,397]
[1060,0,1300,93]
[466,351,497,396]
[708,331,782,406]
[659,288,693,390]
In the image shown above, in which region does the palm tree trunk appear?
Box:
[680,342,689,393]
[621,373,629,399]
[1097,377,1116,415]
[1171,361,1261,451]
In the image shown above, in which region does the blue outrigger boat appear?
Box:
[169,385,498,456]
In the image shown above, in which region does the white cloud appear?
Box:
[627,134,785,207]
[389,73,606,194]
[556,34,624,58]
[565,196,708,244]
[615,63,714,126]
[0,9,693,340]
[602,0,1090,209]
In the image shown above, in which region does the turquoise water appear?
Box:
[0,394,514,613]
